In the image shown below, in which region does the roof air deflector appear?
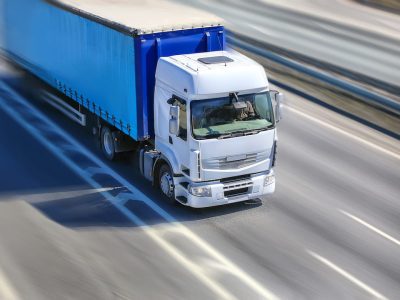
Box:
[198,56,234,64]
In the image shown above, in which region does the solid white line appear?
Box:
[285,105,400,161]
[0,83,235,300]
[0,267,19,300]
[1,187,118,202]
[308,251,388,300]
[340,210,400,247]
[0,82,279,300]
[248,24,278,37]
[145,226,238,300]
[171,225,278,299]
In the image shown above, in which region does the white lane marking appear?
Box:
[1,187,118,203]
[284,105,400,161]
[0,85,234,300]
[308,251,388,300]
[0,82,279,300]
[143,226,237,300]
[340,210,400,247]
[248,24,278,37]
[0,267,19,300]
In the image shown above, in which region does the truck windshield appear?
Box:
[191,92,274,140]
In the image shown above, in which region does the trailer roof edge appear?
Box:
[45,0,136,36]
[44,0,223,37]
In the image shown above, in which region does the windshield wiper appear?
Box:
[196,133,233,140]
[196,125,274,140]
[234,126,273,136]
[243,130,261,136]
[233,129,262,136]
[216,133,233,139]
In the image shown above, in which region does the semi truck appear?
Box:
[1,0,283,208]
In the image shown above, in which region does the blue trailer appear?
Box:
[1,0,225,140]
[1,0,283,208]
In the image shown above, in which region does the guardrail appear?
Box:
[227,35,400,117]
[354,0,400,14]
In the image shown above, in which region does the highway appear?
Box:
[172,0,400,93]
[0,56,399,299]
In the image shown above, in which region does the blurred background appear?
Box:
[173,0,400,134]
[0,0,399,299]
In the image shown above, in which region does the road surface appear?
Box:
[0,60,399,299]
[172,0,400,92]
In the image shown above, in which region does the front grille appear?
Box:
[220,174,251,183]
[224,187,249,198]
[202,151,269,170]
[223,179,253,198]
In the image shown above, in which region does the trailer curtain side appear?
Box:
[1,0,225,140]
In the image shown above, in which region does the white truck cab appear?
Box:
[3,0,281,209]
[142,51,282,208]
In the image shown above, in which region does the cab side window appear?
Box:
[171,97,187,140]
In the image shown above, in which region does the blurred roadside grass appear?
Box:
[356,0,400,13]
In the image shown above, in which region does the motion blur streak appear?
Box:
[0,187,119,203]
[0,267,19,300]
[340,210,400,247]
[308,251,388,300]
[173,0,400,88]
[284,106,400,160]
[0,81,280,300]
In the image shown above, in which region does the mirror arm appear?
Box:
[269,89,279,96]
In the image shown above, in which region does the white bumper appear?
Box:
[180,170,275,208]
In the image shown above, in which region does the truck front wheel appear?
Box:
[158,164,176,204]
[101,126,117,161]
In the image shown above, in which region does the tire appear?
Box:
[158,164,176,204]
[101,126,117,161]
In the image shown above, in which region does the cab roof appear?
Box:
[156,51,269,95]
[47,0,223,35]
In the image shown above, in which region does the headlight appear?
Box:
[189,186,212,197]
[264,174,275,186]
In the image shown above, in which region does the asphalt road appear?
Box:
[0,59,399,300]
[172,0,400,91]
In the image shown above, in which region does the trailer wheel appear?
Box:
[101,126,117,161]
[158,164,176,204]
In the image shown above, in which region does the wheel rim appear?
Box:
[103,130,113,156]
[160,171,174,198]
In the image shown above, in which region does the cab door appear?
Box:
[168,95,190,175]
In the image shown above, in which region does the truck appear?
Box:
[1,0,283,208]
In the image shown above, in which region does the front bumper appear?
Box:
[179,170,275,208]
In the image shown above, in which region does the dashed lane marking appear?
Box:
[308,251,388,300]
[285,105,400,161]
[0,267,19,300]
[340,210,400,247]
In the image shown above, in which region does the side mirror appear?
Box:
[169,105,180,136]
[270,91,284,123]
[275,92,284,122]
